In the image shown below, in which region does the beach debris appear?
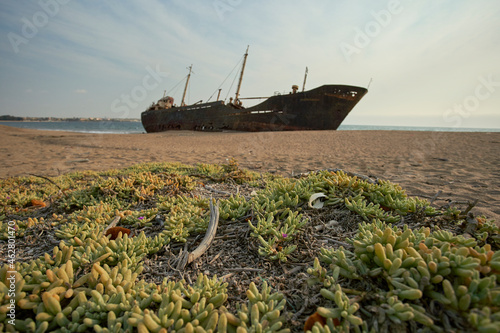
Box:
[154,214,164,227]
[103,215,121,233]
[308,193,327,209]
[66,158,90,163]
[177,200,219,270]
[315,220,339,230]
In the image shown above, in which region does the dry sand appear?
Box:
[1,124,499,222]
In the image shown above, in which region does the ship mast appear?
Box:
[302,66,308,92]
[234,45,249,104]
[181,64,193,106]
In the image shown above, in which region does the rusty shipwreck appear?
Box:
[141,47,367,132]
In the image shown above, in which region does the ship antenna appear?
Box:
[302,66,308,92]
[367,77,373,90]
[234,45,249,104]
[181,65,193,106]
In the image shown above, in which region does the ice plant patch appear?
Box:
[0,161,498,332]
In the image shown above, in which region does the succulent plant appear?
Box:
[306,218,500,332]
[0,162,498,332]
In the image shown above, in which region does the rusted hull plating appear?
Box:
[141,85,367,132]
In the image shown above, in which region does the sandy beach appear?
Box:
[1,124,499,222]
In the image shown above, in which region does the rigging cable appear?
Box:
[206,54,244,102]
[224,70,239,103]
[164,74,189,102]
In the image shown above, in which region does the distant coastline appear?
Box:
[0,115,140,122]
[0,119,145,134]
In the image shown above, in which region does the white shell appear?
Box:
[308,193,328,209]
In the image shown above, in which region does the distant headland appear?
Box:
[0,115,140,122]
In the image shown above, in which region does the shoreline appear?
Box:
[0,119,141,122]
[1,124,499,221]
[1,122,499,134]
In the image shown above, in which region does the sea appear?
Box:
[0,121,499,134]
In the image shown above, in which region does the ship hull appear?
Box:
[141,84,367,133]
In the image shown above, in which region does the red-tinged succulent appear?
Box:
[105,226,132,240]
[304,312,327,332]
[30,199,46,208]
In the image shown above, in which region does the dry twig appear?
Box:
[177,200,219,270]
[103,216,121,233]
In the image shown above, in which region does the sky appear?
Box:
[0,0,499,128]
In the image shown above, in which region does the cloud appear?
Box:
[0,0,498,126]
